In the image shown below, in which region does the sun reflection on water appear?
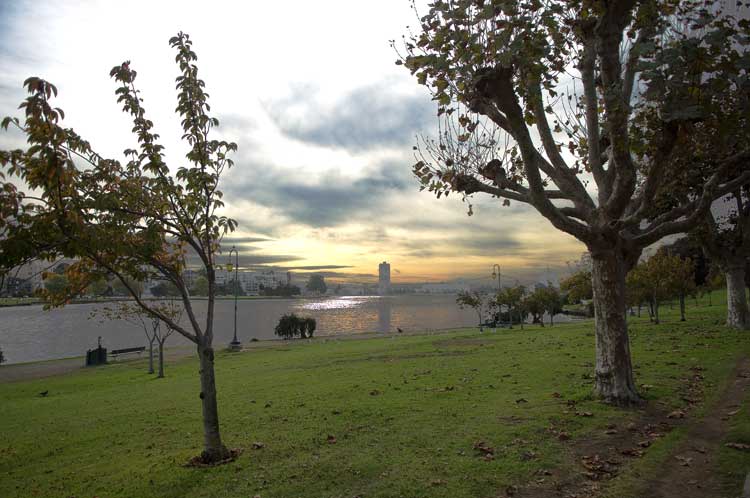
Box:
[296,296,377,311]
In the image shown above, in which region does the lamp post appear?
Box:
[228,246,241,351]
[492,264,501,329]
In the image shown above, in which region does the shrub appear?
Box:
[274,314,317,339]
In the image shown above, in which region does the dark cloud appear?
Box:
[221,236,273,244]
[283,265,352,271]
[223,159,411,228]
[264,84,434,150]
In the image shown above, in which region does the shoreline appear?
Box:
[0,322,576,383]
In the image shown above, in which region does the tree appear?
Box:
[699,197,749,329]
[456,290,491,331]
[94,302,160,374]
[306,274,327,295]
[669,255,696,322]
[560,270,593,305]
[625,266,650,318]
[85,277,109,297]
[150,281,181,298]
[522,290,546,326]
[273,313,315,339]
[191,276,209,296]
[538,284,563,327]
[0,33,238,462]
[302,317,316,338]
[42,272,68,295]
[397,1,750,405]
[497,285,525,329]
[111,277,143,297]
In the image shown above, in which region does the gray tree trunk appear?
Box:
[679,293,686,322]
[590,250,640,406]
[726,266,749,330]
[157,340,165,378]
[197,344,229,461]
[148,337,155,374]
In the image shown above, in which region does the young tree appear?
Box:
[111,276,143,297]
[191,275,209,296]
[539,284,563,327]
[0,33,238,462]
[397,1,750,405]
[154,301,181,378]
[522,289,546,326]
[560,269,593,305]
[497,285,525,329]
[456,290,491,331]
[94,302,160,374]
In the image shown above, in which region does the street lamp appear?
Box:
[492,264,502,329]
[228,246,241,351]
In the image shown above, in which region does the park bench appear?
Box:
[110,346,145,360]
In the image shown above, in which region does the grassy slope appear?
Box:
[0,292,747,498]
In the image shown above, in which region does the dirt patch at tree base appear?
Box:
[184,448,243,468]
[511,356,749,498]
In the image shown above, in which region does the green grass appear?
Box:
[0,292,747,498]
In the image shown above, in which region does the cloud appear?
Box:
[221,236,273,244]
[223,158,411,228]
[264,83,434,150]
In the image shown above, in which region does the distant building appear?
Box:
[378,261,391,295]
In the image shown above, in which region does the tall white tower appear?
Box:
[378,261,391,295]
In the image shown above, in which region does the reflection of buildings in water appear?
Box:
[377,297,392,333]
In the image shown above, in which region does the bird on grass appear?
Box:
[39,390,48,397]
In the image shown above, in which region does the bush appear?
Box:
[274,314,317,339]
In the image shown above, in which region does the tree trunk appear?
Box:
[590,250,640,406]
[158,340,165,378]
[653,294,660,325]
[197,344,230,461]
[679,293,686,322]
[148,337,155,374]
[726,266,749,330]
[637,303,641,318]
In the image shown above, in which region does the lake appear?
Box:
[0,294,483,364]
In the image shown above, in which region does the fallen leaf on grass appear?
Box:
[575,411,594,417]
[725,442,750,451]
[638,440,651,448]
[473,440,495,460]
[667,410,686,419]
[369,389,381,396]
[326,435,337,444]
[515,398,528,404]
[429,479,447,487]
[558,431,571,441]
[675,455,692,467]
[251,442,265,450]
[726,409,741,416]
[621,448,644,457]
[605,429,618,435]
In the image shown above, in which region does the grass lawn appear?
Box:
[0,293,748,497]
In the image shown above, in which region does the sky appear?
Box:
[0,0,586,285]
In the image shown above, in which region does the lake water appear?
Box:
[0,294,581,364]
[0,294,483,364]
